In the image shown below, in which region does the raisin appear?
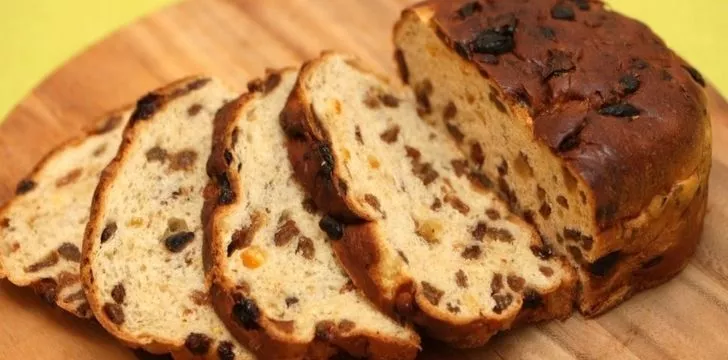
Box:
[319,216,344,240]
[315,321,335,341]
[469,171,494,190]
[101,222,118,243]
[523,210,536,225]
[556,195,569,209]
[507,275,526,292]
[64,290,87,303]
[34,279,58,304]
[58,243,81,262]
[25,252,59,273]
[16,179,36,195]
[470,143,485,167]
[619,74,641,94]
[232,298,260,330]
[415,80,433,116]
[223,150,234,166]
[489,92,508,114]
[355,126,364,144]
[539,26,556,40]
[461,245,482,259]
[446,123,465,143]
[217,173,236,205]
[443,101,457,120]
[131,93,162,122]
[217,341,236,360]
[551,3,575,20]
[539,203,552,219]
[302,198,318,214]
[497,159,509,176]
[413,162,439,186]
[295,237,315,260]
[185,333,212,355]
[523,289,543,309]
[0,217,9,229]
[394,49,410,84]
[682,65,706,87]
[445,194,470,215]
[421,282,444,305]
[572,0,590,10]
[263,72,282,94]
[338,320,356,332]
[111,283,126,304]
[447,303,461,314]
[599,103,640,117]
[164,232,195,253]
[487,227,514,243]
[380,126,400,143]
[190,291,208,306]
[485,209,500,220]
[455,270,469,288]
[589,251,621,277]
[642,255,663,269]
[56,168,83,188]
[274,219,300,247]
[364,194,382,213]
[103,303,125,325]
[471,29,515,55]
[544,50,575,80]
[540,266,555,277]
[187,104,203,116]
[457,1,482,18]
[380,94,400,107]
[285,297,299,307]
[492,293,513,314]
[451,159,468,177]
[317,144,335,177]
[491,273,504,293]
[531,245,553,260]
[169,150,198,172]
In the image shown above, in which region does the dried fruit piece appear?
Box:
[295,237,315,260]
[461,245,482,259]
[421,282,444,305]
[164,232,195,253]
[16,179,36,195]
[274,218,300,247]
[682,65,706,87]
[103,303,125,325]
[551,3,575,20]
[380,126,400,143]
[589,251,621,277]
[619,74,641,94]
[185,333,212,355]
[58,243,81,262]
[457,1,482,18]
[111,283,126,304]
[492,293,513,314]
[241,246,266,269]
[416,219,443,244]
[319,215,344,240]
[101,222,118,243]
[217,341,235,360]
[56,168,83,188]
[232,297,260,330]
[598,103,641,117]
[471,29,515,55]
[25,252,60,273]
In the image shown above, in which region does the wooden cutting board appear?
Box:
[1,0,727,359]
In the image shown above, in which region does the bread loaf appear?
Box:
[204,68,420,360]
[81,77,255,359]
[281,52,576,348]
[393,0,711,315]
[0,108,131,318]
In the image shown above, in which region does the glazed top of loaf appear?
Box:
[419,0,709,229]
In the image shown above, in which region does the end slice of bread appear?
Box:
[81,77,256,359]
[0,108,131,318]
[205,69,420,360]
[281,53,576,348]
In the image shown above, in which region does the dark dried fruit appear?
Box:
[380,126,400,143]
[556,195,569,209]
[232,298,260,330]
[103,303,125,324]
[169,150,198,172]
[355,126,364,144]
[544,50,575,80]
[455,270,468,288]
[275,219,300,247]
[563,228,593,250]
[395,49,409,84]
[164,232,195,253]
[445,194,470,215]
[457,1,482,18]
[101,222,118,244]
[58,243,81,262]
[443,101,457,120]
[589,251,621,277]
[530,245,554,260]
[0,217,9,229]
[683,65,706,87]
[187,104,203,116]
[338,320,356,332]
[461,245,482,259]
[317,144,335,177]
[421,281,444,305]
[56,168,83,188]
[217,173,236,205]
[492,293,513,314]
[190,291,208,306]
[16,179,36,195]
[551,3,575,20]
[415,80,433,116]
[217,341,235,360]
[572,0,590,10]
[146,146,167,163]
[471,29,515,55]
[34,279,58,304]
[599,103,640,117]
[491,273,504,293]
[285,297,299,307]
[450,160,468,178]
[470,143,485,167]
[364,194,382,213]
[111,284,126,304]
[131,93,162,122]
[295,237,315,260]
[64,290,87,303]
[315,321,335,341]
[224,149,234,166]
[522,289,543,309]
[522,210,536,226]
[485,209,500,220]
[619,74,641,94]
[540,266,555,277]
[471,222,488,241]
[487,227,514,243]
[507,275,526,292]
[380,94,400,108]
[447,303,461,314]
[446,123,465,143]
[539,26,556,40]
[185,333,212,355]
[539,203,552,219]
[25,252,60,273]
[413,162,439,186]
[319,216,344,240]
[469,171,494,190]
[557,120,586,152]
[301,198,318,214]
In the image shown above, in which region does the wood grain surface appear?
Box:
[1,0,727,359]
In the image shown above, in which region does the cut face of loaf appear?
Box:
[394,0,711,315]
[205,69,420,360]
[0,109,131,318]
[81,77,255,360]
[281,53,575,348]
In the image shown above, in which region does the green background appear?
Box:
[0,0,725,122]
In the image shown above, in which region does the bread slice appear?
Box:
[281,53,576,348]
[393,0,711,315]
[205,68,420,360]
[81,77,256,359]
[0,108,131,318]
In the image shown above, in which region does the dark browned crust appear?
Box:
[203,68,419,359]
[423,0,709,230]
[80,76,237,359]
[284,52,576,348]
[0,104,134,319]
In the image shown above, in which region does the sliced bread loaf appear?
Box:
[81,77,256,360]
[0,108,131,318]
[281,53,576,348]
[393,0,711,315]
[204,69,420,360]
